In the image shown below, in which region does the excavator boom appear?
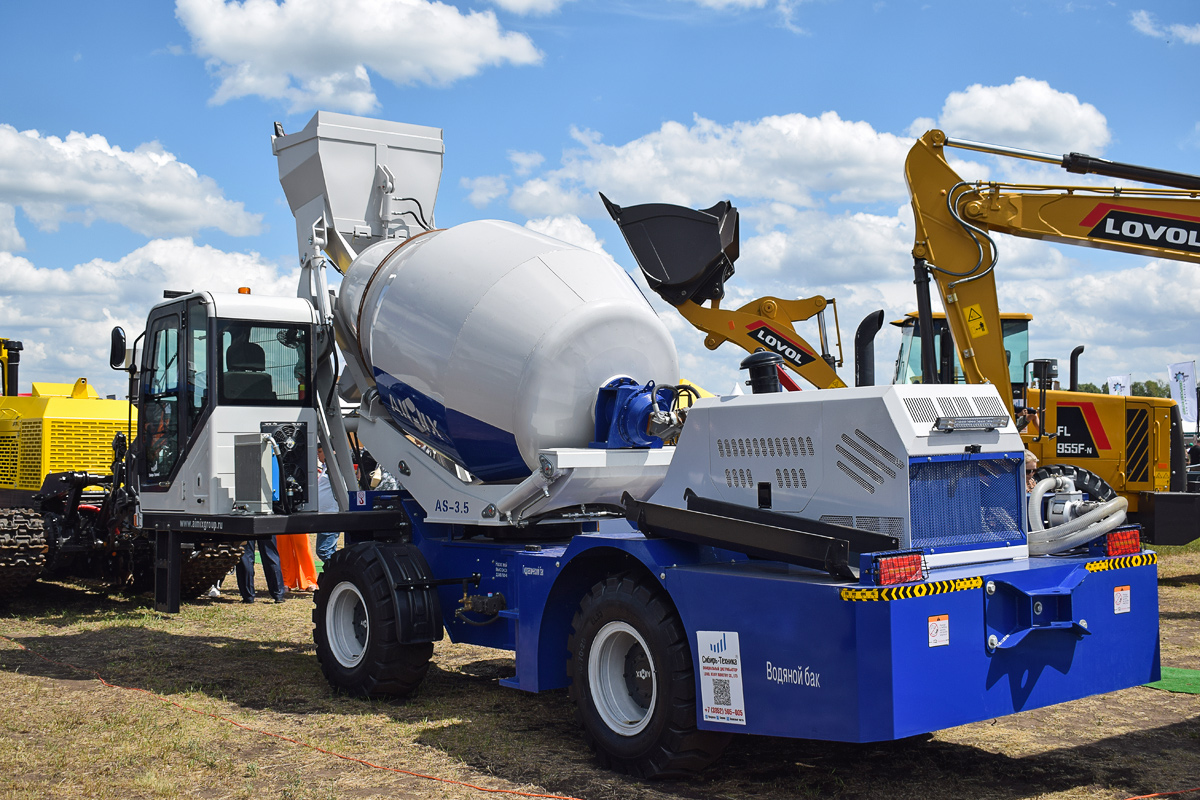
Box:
[906,129,1200,412]
[905,129,1200,542]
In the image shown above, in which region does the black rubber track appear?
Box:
[0,508,46,603]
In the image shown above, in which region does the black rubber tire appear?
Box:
[312,543,433,698]
[567,573,731,778]
[1033,464,1118,502]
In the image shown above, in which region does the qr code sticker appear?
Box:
[713,678,731,707]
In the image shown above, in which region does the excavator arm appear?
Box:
[906,128,1200,414]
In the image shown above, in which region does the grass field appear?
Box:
[0,545,1196,800]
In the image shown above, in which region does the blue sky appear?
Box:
[2,0,1198,397]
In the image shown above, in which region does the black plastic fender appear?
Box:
[370,542,444,644]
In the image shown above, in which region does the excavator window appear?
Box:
[894,318,1029,386]
[216,321,310,406]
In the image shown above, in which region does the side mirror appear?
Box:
[110,327,127,370]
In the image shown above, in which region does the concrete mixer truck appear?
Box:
[70,111,1158,778]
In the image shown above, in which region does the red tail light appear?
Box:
[1105,528,1141,557]
[875,552,927,585]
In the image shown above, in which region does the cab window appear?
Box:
[143,314,181,480]
[217,321,310,406]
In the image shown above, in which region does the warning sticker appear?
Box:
[696,631,746,726]
[928,614,950,647]
[963,304,989,338]
[1114,585,1131,614]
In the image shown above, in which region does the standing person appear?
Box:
[315,444,341,564]
[236,537,286,604]
[278,455,319,590]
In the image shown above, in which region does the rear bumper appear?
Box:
[669,552,1160,741]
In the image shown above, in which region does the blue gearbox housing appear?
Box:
[590,378,676,449]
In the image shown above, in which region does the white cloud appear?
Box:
[0,204,25,251]
[1131,10,1200,44]
[1,239,297,395]
[0,124,261,237]
[737,206,911,284]
[1000,258,1200,385]
[524,214,610,255]
[461,175,508,208]
[935,76,1110,154]
[508,150,545,176]
[498,78,1188,392]
[509,112,911,219]
[176,0,542,113]
[488,0,574,14]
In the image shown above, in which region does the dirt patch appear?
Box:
[0,554,1196,800]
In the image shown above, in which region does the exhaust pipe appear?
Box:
[854,310,885,387]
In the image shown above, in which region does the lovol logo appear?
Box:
[1084,204,1200,254]
[746,323,816,369]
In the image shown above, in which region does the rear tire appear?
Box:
[568,573,730,778]
[313,544,432,698]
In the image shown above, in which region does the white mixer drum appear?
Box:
[338,220,679,481]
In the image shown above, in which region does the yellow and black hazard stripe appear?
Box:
[1085,552,1157,573]
[840,576,983,602]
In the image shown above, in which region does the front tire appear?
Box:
[568,573,730,778]
[313,544,433,698]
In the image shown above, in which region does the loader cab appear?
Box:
[892,312,1031,390]
[137,292,315,492]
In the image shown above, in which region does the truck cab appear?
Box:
[136,291,320,515]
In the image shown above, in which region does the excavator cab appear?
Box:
[892,312,1031,396]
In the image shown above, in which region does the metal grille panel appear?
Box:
[905,397,938,424]
[973,395,1007,417]
[46,420,123,476]
[0,433,16,487]
[17,420,42,490]
[1125,408,1150,483]
[909,457,1023,550]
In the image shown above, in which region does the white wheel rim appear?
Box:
[326,580,369,668]
[588,620,657,736]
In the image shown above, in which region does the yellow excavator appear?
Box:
[903,129,1200,545]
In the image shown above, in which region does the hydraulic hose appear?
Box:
[1027,474,1128,554]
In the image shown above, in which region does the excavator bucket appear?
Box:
[601,193,739,307]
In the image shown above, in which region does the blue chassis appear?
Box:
[400,496,1160,743]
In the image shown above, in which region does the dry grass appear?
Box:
[0,549,1196,800]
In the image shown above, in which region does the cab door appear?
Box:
[140,307,183,490]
